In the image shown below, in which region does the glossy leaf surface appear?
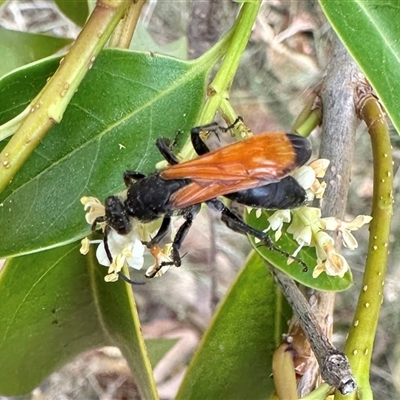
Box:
[0,27,71,78]
[177,251,288,400]
[0,242,158,399]
[55,0,89,27]
[0,49,207,258]
[246,210,353,291]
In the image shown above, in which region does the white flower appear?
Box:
[261,159,372,279]
[95,229,144,269]
[91,228,146,282]
[292,159,330,201]
[292,165,315,191]
[312,231,350,278]
[81,196,106,226]
[81,196,146,282]
[319,215,373,250]
[80,196,176,282]
[285,208,370,277]
[267,209,292,241]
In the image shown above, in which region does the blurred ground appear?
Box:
[0,0,399,399]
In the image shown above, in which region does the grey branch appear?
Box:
[271,267,357,395]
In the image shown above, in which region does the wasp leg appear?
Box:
[171,206,200,267]
[156,138,180,165]
[169,205,201,266]
[145,216,172,247]
[190,123,216,155]
[207,198,308,271]
[144,216,172,279]
[190,117,243,156]
[207,199,271,242]
[123,171,147,187]
[146,206,201,278]
[91,215,106,232]
[91,216,114,264]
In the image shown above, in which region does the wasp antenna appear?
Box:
[102,226,114,264]
[180,252,188,260]
[118,271,145,285]
[283,249,308,272]
[263,237,308,272]
[93,259,145,284]
[91,215,106,232]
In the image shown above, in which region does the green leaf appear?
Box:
[245,210,353,291]
[319,0,400,134]
[55,0,89,27]
[0,27,71,78]
[177,251,287,400]
[0,49,208,259]
[0,242,158,398]
[146,338,180,368]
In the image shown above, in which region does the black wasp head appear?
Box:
[104,195,132,235]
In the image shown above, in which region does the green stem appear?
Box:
[300,384,331,400]
[335,93,393,400]
[198,1,262,125]
[109,0,147,48]
[0,0,131,195]
[292,93,322,136]
[179,1,261,161]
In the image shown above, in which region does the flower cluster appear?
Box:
[264,161,372,278]
[80,196,173,282]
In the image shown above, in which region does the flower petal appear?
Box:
[146,264,170,278]
[344,215,373,230]
[324,252,349,278]
[294,226,312,246]
[311,181,327,199]
[81,196,106,225]
[125,240,146,270]
[96,242,111,266]
[312,261,326,278]
[268,210,291,230]
[314,231,334,261]
[80,238,91,255]
[308,159,330,178]
[341,230,358,250]
[319,217,340,231]
[293,166,316,190]
[105,273,119,282]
